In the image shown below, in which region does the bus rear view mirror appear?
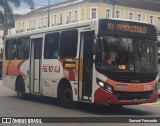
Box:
[93,35,98,55]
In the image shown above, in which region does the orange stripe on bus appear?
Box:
[107,79,157,92]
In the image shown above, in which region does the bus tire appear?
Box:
[58,83,76,108]
[16,77,26,100]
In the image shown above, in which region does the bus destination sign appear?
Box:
[107,23,147,34]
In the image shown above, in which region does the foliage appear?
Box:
[0,0,34,37]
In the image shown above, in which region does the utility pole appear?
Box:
[112,3,115,18]
[48,0,50,27]
[108,0,116,18]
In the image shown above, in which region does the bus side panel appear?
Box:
[3,59,16,91]
[3,59,29,92]
[41,58,79,101]
[58,59,79,101]
[41,59,63,97]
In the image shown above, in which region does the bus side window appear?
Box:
[44,32,60,59]
[17,37,30,60]
[60,29,78,58]
[5,39,17,60]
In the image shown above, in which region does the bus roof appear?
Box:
[6,18,154,39]
[6,19,96,39]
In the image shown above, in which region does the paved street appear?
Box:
[0,80,160,126]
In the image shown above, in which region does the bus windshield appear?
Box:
[96,36,157,73]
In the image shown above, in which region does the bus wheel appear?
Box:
[16,78,26,100]
[58,84,76,108]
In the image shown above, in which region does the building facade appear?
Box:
[15,0,160,33]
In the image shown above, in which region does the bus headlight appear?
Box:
[99,81,105,87]
[97,79,113,93]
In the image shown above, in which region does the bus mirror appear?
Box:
[93,35,98,55]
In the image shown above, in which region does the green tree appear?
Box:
[0,0,34,39]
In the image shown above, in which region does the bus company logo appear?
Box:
[2,118,11,123]
[42,65,60,73]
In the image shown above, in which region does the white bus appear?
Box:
[3,19,158,108]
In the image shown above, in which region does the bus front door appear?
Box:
[30,38,42,94]
[79,31,94,101]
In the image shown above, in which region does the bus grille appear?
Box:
[114,91,153,100]
[108,74,156,83]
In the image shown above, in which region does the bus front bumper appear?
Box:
[94,88,158,105]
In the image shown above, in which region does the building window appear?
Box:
[53,15,56,25]
[22,22,25,31]
[150,16,154,24]
[91,8,97,19]
[106,9,111,18]
[60,29,78,58]
[115,10,120,18]
[29,20,31,29]
[137,14,142,21]
[82,9,84,21]
[60,13,62,24]
[45,16,48,27]
[158,17,160,25]
[40,18,44,27]
[129,12,134,20]
[33,19,36,29]
[69,11,72,22]
[18,22,20,31]
[74,10,78,21]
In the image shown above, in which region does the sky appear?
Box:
[13,0,64,14]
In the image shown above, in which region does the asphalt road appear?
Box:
[0,80,160,126]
